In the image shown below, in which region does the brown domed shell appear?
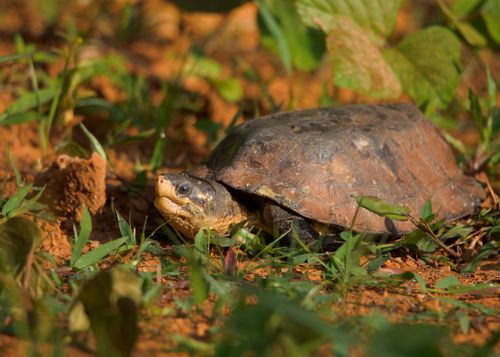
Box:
[192,103,485,234]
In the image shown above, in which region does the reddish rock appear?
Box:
[35,153,107,220]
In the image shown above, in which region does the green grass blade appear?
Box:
[7,186,45,217]
[71,205,93,266]
[1,184,32,217]
[115,209,135,246]
[73,237,128,270]
[0,112,41,126]
[79,123,108,161]
[257,0,292,74]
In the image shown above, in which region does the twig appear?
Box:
[409,215,460,258]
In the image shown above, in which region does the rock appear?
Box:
[35,153,107,220]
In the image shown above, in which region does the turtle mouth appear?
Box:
[155,196,189,217]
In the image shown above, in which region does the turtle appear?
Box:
[155,103,485,241]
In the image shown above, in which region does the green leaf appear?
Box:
[297,0,401,44]
[0,112,40,126]
[71,205,92,266]
[190,259,209,304]
[69,267,141,356]
[1,184,32,217]
[7,186,45,218]
[486,67,497,112]
[5,88,55,115]
[115,209,135,246]
[435,275,461,289]
[0,52,34,63]
[210,78,243,103]
[0,217,41,276]
[386,271,428,292]
[73,237,128,270]
[440,225,473,241]
[184,53,221,79]
[383,26,461,109]
[355,196,409,221]
[258,0,292,73]
[461,241,498,273]
[196,118,222,143]
[457,311,470,335]
[194,230,208,256]
[438,0,487,47]
[327,18,401,99]
[79,123,108,161]
[149,135,166,172]
[368,324,451,357]
[451,0,482,18]
[421,200,433,221]
[481,0,500,44]
[296,0,402,99]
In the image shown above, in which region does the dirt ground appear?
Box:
[0,1,499,355]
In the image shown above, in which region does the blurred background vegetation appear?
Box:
[0,0,498,356]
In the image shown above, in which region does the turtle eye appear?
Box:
[177,182,192,196]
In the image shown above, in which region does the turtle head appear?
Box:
[155,173,249,238]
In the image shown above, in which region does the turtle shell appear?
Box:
[190,103,485,234]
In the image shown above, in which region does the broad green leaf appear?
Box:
[451,0,482,17]
[1,184,32,217]
[79,123,108,161]
[296,0,401,45]
[440,225,473,241]
[355,196,409,221]
[258,0,325,71]
[69,267,141,356]
[384,26,461,109]
[481,0,500,44]
[0,217,41,276]
[73,237,128,270]
[326,17,401,99]
[71,205,92,266]
[296,0,402,99]
[416,235,438,253]
[435,275,461,289]
[438,0,487,46]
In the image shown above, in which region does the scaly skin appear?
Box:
[155,173,250,239]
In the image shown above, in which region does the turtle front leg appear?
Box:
[262,203,325,249]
